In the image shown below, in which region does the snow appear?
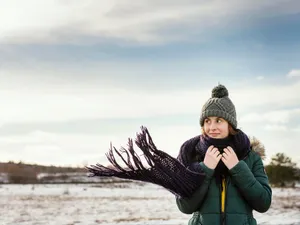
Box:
[0,184,299,225]
[0,173,9,183]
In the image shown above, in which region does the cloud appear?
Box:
[0,84,207,124]
[1,123,299,166]
[293,127,300,132]
[0,129,131,166]
[0,125,198,166]
[258,131,300,165]
[0,69,299,125]
[0,130,57,144]
[256,76,264,80]
[232,81,300,112]
[240,108,300,124]
[240,108,300,135]
[264,124,287,131]
[287,69,300,78]
[1,0,300,45]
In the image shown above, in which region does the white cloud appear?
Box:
[0,85,206,124]
[240,109,300,124]
[287,69,300,78]
[231,81,300,111]
[0,125,198,166]
[293,128,300,132]
[252,129,300,165]
[0,129,132,166]
[0,130,57,144]
[0,0,300,44]
[1,68,300,166]
[264,124,287,131]
[256,76,264,80]
[1,122,299,167]
[240,113,263,123]
[0,69,300,125]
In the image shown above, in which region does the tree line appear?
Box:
[0,161,86,184]
[0,153,299,186]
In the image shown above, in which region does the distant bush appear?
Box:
[8,167,38,184]
[0,161,87,184]
[39,174,69,182]
[265,153,300,187]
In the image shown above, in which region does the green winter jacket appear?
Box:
[176,139,272,225]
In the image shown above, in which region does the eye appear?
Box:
[217,118,222,123]
[204,119,210,123]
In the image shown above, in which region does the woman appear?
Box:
[176,84,272,225]
[86,84,271,225]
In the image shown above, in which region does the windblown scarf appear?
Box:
[86,126,251,198]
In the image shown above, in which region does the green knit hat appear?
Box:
[200,84,237,129]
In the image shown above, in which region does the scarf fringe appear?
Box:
[86,126,206,198]
[86,126,157,176]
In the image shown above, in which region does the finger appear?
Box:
[226,146,234,153]
[213,151,221,159]
[212,148,219,154]
[222,151,229,158]
[208,145,215,152]
[221,156,226,163]
[208,148,218,156]
[205,146,214,156]
[217,154,222,161]
[223,148,231,155]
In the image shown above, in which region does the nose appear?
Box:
[210,121,217,130]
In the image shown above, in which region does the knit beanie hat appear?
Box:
[200,84,237,129]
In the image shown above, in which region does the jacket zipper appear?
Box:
[220,175,226,225]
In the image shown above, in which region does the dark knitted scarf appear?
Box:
[86,126,250,198]
[178,130,251,185]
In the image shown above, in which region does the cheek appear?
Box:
[203,125,209,133]
[221,125,229,135]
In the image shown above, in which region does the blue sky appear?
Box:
[0,0,299,166]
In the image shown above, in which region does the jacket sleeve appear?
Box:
[229,152,272,213]
[176,162,214,214]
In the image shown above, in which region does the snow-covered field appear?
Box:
[0,183,299,225]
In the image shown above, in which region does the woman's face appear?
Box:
[203,116,229,139]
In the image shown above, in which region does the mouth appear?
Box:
[209,133,220,136]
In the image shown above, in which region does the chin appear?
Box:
[214,136,223,139]
[209,134,227,139]
[209,135,221,139]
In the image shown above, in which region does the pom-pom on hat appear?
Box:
[200,84,237,129]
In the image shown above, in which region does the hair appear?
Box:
[201,122,238,136]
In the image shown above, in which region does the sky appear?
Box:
[0,0,300,167]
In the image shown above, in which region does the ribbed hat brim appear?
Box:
[200,110,237,129]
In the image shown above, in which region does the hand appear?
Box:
[221,146,239,170]
[204,145,222,170]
